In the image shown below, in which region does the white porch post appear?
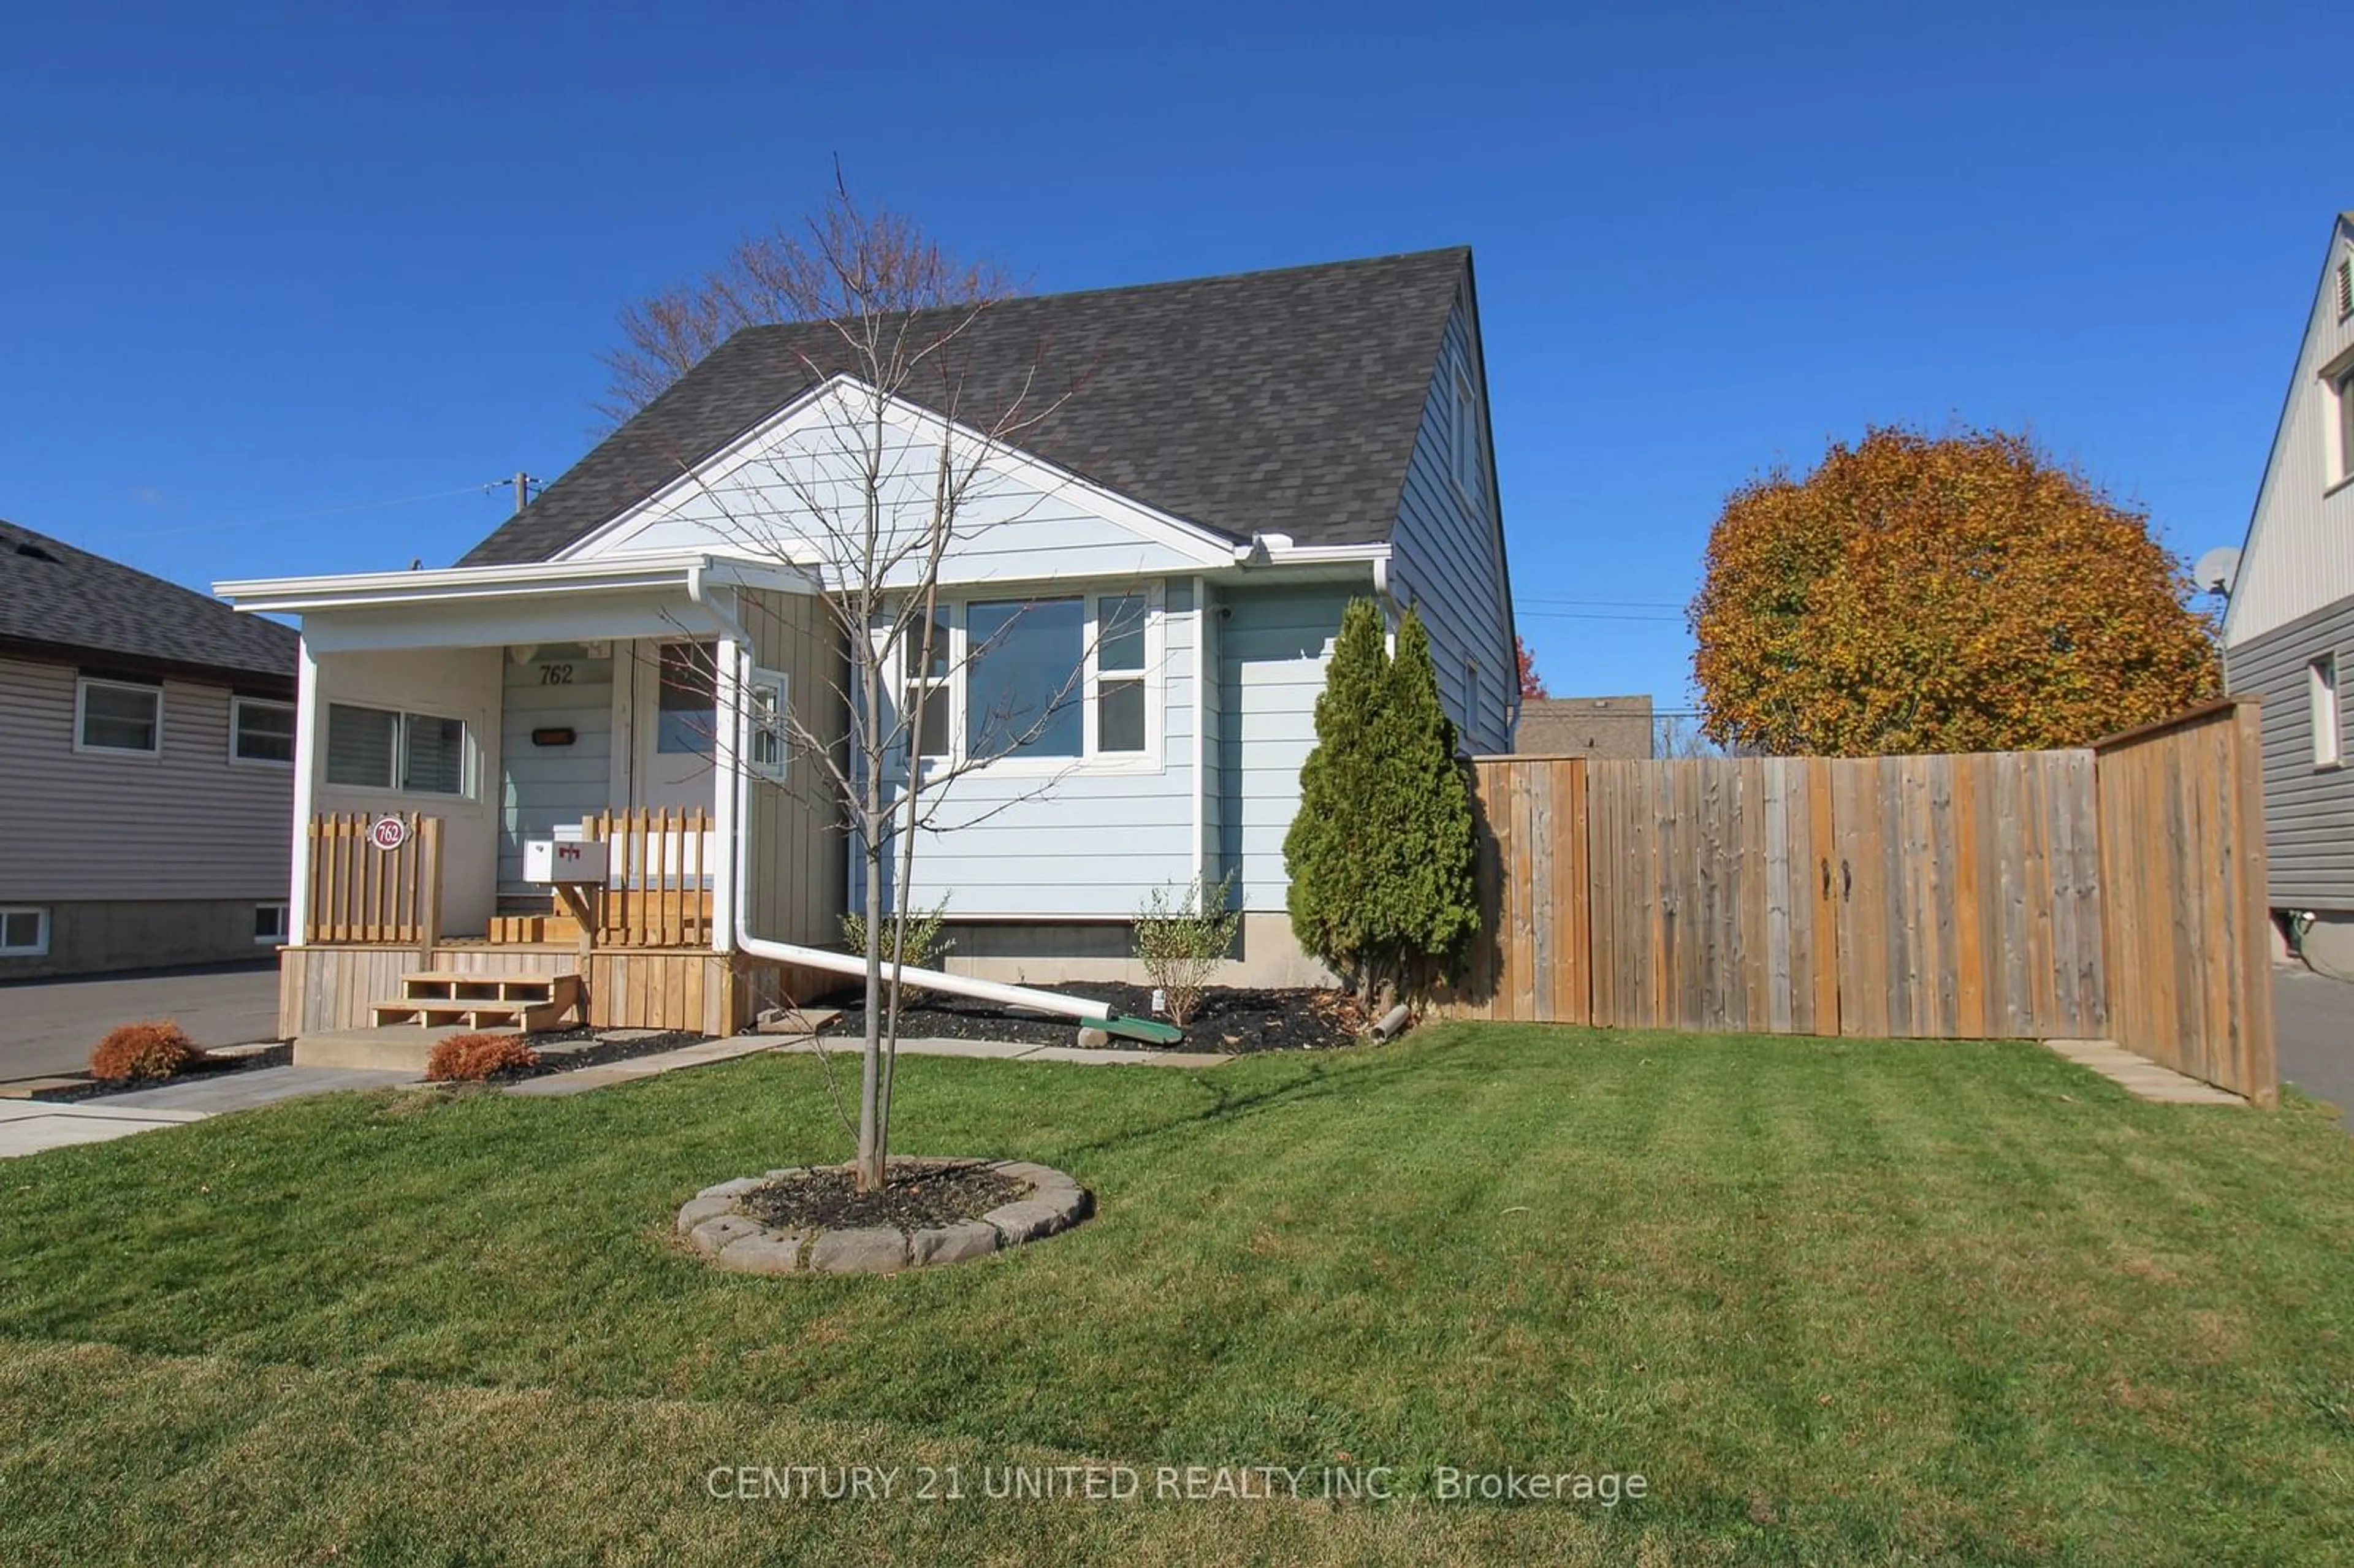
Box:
[289,636,320,942]
[710,629,742,954]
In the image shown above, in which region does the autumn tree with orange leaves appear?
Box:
[1691,427,2219,756]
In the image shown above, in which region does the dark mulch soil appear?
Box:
[466,1026,710,1083]
[30,1045,294,1103]
[739,1161,1029,1235]
[819,983,1365,1054]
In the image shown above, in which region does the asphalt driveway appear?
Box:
[2276,966,2354,1127]
[0,962,281,1084]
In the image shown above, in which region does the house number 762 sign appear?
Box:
[369,815,409,851]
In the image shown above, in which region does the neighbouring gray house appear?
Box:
[2223,210,2354,972]
[217,248,1520,1010]
[0,521,299,979]
[1515,695,1653,759]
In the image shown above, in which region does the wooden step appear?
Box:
[489,913,583,944]
[369,997,577,1032]
[371,971,584,1032]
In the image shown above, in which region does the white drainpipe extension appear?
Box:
[688,564,1126,1030]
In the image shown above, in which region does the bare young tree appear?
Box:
[630,179,1102,1192]
[595,172,1016,429]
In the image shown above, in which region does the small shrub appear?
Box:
[90,1021,211,1082]
[1133,872,1239,1026]
[841,898,954,975]
[425,1032,540,1083]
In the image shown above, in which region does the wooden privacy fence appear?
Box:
[303,811,444,950]
[1446,698,2275,1103]
[2092,701,2276,1104]
[584,808,716,948]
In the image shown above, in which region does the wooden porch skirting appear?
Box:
[278,945,838,1039]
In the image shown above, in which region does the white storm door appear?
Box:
[633,639,720,812]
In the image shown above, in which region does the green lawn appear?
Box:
[4,1026,2352,1566]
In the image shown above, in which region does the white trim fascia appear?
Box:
[213,552,816,617]
[552,373,1245,573]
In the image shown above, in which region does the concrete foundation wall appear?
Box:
[935,912,1338,990]
[0,899,280,981]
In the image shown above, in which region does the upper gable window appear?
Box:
[2331,359,2354,489]
[1451,370,1483,504]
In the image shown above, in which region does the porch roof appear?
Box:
[213,550,815,617]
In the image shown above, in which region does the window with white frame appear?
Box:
[1452,368,1482,501]
[745,666,790,782]
[1094,593,1148,753]
[231,696,295,765]
[0,906,48,957]
[253,902,289,946]
[2334,363,2354,487]
[76,676,161,755]
[901,610,952,761]
[2314,653,2342,768]
[324,702,468,794]
[968,597,1086,760]
[902,593,1156,766]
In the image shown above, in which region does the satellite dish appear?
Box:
[2194,546,2241,596]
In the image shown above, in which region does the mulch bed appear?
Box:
[29,1045,294,1104]
[460,1026,711,1083]
[820,983,1365,1054]
[739,1161,1028,1235]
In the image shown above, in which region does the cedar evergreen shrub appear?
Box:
[90,1021,211,1082]
[425,1033,541,1083]
[1284,599,1479,1006]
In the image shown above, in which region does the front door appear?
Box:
[632,639,719,813]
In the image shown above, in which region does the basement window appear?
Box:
[2314,654,2343,769]
[0,907,49,957]
[253,902,289,946]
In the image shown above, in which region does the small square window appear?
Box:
[0,907,49,956]
[2314,654,2342,769]
[232,698,295,765]
[253,902,289,945]
[77,677,161,755]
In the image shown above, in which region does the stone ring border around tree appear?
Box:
[674,1159,1093,1276]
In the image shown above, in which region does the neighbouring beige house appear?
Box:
[0,521,299,979]
[1515,695,1653,758]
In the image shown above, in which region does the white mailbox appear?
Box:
[523,838,609,885]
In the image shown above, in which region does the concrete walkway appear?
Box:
[0,1065,418,1158]
[507,1032,1230,1099]
[2043,1038,2247,1106]
[771,1036,1232,1070]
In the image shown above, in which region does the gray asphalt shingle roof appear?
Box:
[462,246,1472,566]
[0,520,298,680]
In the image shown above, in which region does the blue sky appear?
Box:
[1,2,2340,708]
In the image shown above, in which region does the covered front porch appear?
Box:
[216,552,848,1041]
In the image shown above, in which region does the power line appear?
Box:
[1518,609,1688,622]
[115,479,522,541]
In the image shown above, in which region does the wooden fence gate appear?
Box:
[1442,699,2274,1102]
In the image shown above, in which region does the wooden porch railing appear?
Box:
[584,807,715,948]
[304,811,443,951]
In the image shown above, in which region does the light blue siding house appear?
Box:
[227,249,1517,990]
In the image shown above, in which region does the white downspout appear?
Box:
[702,568,1151,1035]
